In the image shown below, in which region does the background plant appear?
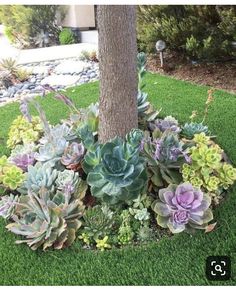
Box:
[137,5,236,60]
[59,28,75,45]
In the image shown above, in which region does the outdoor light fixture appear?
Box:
[155,40,166,68]
[43,32,49,47]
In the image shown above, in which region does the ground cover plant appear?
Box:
[0,53,235,254]
[0,64,236,285]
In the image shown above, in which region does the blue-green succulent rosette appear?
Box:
[87,137,148,204]
[152,182,213,233]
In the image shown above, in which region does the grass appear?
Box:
[0,73,236,285]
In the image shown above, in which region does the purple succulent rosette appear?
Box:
[11,153,35,172]
[152,183,213,233]
[149,117,181,133]
[61,142,85,168]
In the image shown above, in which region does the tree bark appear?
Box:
[98,5,138,143]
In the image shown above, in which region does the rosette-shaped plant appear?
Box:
[11,153,35,172]
[150,116,181,133]
[35,139,68,167]
[181,122,210,139]
[218,163,236,189]
[56,170,79,194]
[6,188,85,250]
[193,133,210,145]
[126,128,144,149]
[2,166,25,190]
[82,205,114,240]
[190,144,222,169]
[205,176,220,192]
[82,144,101,174]
[0,194,18,219]
[142,131,190,187]
[152,183,213,233]
[7,116,43,149]
[87,136,148,204]
[22,163,58,193]
[61,142,85,169]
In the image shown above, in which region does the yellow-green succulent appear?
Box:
[7,116,43,149]
[205,176,220,192]
[193,132,210,145]
[2,165,25,190]
[190,144,222,169]
[95,236,111,251]
[218,163,236,189]
[79,232,91,246]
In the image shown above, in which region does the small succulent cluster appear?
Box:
[7,116,43,149]
[0,54,235,252]
[0,156,25,190]
[181,133,236,192]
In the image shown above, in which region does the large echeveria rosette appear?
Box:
[87,137,148,204]
[152,183,213,233]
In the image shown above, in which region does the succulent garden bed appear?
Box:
[0,53,235,252]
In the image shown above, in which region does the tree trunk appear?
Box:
[98,5,138,143]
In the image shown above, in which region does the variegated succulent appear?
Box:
[6,187,86,250]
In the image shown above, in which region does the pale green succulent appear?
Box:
[126,128,144,149]
[129,208,150,221]
[0,194,19,219]
[86,135,148,204]
[56,170,79,193]
[118,210,134,245]
[6,188,85,250]
[181,122,210,139]
[22,162,58,193]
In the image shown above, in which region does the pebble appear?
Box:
[0,57,99,107]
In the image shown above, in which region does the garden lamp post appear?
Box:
[155,40,166,68]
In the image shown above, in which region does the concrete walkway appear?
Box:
[0,25,97,65]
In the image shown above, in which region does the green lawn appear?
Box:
[0,73,236,285]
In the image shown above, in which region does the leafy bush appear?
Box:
[137,5,236,60]
[0,5,65,48]
[59,28,75,45]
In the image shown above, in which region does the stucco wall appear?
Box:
[62,5,95,29]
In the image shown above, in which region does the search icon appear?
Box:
[215,264,222,272]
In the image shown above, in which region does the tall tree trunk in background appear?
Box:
[98,5,138,143]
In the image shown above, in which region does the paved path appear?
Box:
[0,25,97,64]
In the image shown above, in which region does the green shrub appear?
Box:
[137,5,236,60]
[59,28,75,45]
[4,26,15,44]
[0,5,65,48]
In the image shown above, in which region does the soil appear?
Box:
[147,52,236,94]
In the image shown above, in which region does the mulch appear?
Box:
[147,52,236,94]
